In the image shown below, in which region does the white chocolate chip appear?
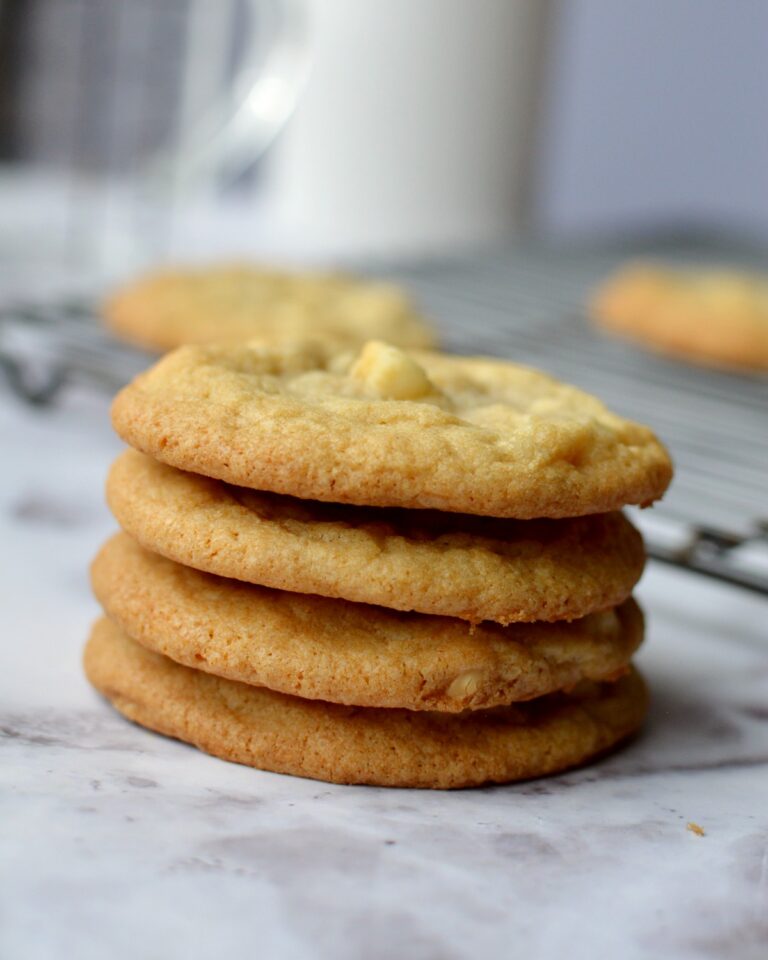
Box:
[447,669,484,702]
[349,340,435,400]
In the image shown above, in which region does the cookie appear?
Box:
[107,450,645,624]
[111,339,672,518]
[84,618,648,788]
[91,534,643,712]
[103,265,436,352]
[591,263,768,372]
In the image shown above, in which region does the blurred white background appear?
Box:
[0,0,766,271]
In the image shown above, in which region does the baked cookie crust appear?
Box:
[92,534,644,713]
[111,340,672,517]
[84,618,648,789]
[107,450,645,624]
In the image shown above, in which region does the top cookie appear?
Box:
[591,262,768,372]
[111,339,673,518]
[103,265,436,352]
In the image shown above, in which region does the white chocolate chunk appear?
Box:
[447,669,485,702]
[349,340,436,400]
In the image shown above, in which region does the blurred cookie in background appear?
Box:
[590,263,768,372]
[103,265,437,353]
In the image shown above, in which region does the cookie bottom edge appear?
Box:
[84,617,648,790]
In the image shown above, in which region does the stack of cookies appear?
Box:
[85,339,672,789]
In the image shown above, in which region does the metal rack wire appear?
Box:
[1,240,767,595]
[388,243,768,595]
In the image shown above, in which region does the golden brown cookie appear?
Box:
[111,339,672,518]
[103,265,436,352]
[92,534,643,712]
[84,618,648,788]
[591,262,768,372]
[107,450,645,624]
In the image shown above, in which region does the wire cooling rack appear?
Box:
[1,241,767,594]
[385,243,768,596]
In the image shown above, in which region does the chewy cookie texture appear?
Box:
[107,449,645,625]
[85,619,649,790]
[92,533,644,713]
[103,265,437,353]
[87,338,671,788]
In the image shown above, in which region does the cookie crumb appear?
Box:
[686,821,705,837]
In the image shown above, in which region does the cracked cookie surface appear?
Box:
[111,340,672,517]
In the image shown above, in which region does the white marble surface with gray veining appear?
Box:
[1,385,767,960]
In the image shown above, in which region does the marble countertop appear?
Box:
[1,384,767,960]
